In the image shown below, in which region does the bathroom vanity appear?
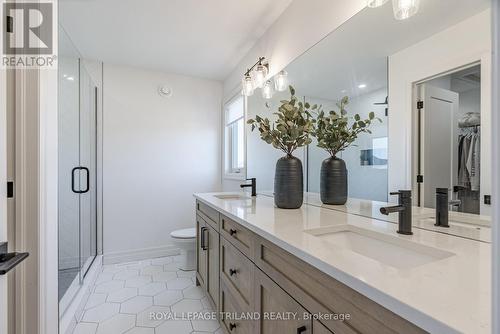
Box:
[194,193,491,334]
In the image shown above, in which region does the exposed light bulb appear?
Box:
[274,70,288,92]
[252,63,268,88]
[241,75,254,96]
[366,0,389,8]
[392,0,419,20]
[262,80,274,99]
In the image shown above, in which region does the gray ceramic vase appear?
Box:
[274,155,303,209]
[320,156,348,205]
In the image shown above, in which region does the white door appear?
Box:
[418,84,459,208]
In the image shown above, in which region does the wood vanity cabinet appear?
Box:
[196,216,208,288]
[254,267,311,334]
[195,201,427,334]
[196,201,220,310]
[206,224,220,308]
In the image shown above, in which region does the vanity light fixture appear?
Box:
[262,80,274,99]
[252,62,268,88]
[392,0,419,20]
[274,70,288,92]
[366,0,389,8]
[242,73,254,96]
[367,0,420,20]
[241,56,270,96]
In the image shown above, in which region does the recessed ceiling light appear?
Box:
[358,84,367,89]
[67,76,75,81]
[341,89,347,94]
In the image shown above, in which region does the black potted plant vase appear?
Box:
[320,156,347,205]
[274,155,303,209]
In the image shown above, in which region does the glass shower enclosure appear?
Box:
[58,26,98,309]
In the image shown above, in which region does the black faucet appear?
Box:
[435,188,461,228]
[380,190,413,235]
[240,178,256,197]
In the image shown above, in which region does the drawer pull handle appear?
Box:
[229,323,237,331]
[229,229,237,236]
[297,325,307,334]
[201,227,208,250]
[229,268,237,276]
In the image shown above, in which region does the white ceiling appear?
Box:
[59,0,293,80]
[284,0,490,102]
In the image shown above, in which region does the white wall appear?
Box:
[388,10,492,209]
[222,0,366,191]
[103,64,222,260]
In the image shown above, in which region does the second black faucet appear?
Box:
[240,178,256,197]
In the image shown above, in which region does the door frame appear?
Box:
[11,67,59,334]
[0,58,9,334]
[492,2,499,333]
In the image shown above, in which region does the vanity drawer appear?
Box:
[220,237,254,309]
[220,279,254,334]
[220,215,255,260]
[196,200,219,231]
[254,236,427,334]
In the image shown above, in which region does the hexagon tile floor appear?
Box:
[73,255,222,334]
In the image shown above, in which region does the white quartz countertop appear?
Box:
[194,192,491,334]
[260,191,492,243]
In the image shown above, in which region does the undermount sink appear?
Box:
[213,194,250,200]
[305,225,454,269]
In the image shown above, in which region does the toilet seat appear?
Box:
[170,227,196,239]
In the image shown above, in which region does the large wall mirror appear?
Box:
[246,0,492,242]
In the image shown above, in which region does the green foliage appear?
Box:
[247,86,315,156]
[312,96,382,157]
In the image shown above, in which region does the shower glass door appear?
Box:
[58,26,98,308]
[79,66,98,277]
[58,28,81,303]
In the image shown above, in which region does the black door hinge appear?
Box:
[417,175,424,183]
[417,101,424,109]
[484,195,491,205]
[7,182,14,198]
[6,16,13,33]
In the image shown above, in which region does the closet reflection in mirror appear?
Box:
[245,0,492,240]
[415,65,485,216]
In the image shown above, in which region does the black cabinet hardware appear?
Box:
[229,323,237,331]
[229,229,237,236]
[297,325,307,334]
[229,268,237,276]
[201,227,208,250]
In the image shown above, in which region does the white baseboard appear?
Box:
[102,245,180,265]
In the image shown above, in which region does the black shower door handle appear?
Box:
[71,167,90,194]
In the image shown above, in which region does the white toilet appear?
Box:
[170,227,196,271]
